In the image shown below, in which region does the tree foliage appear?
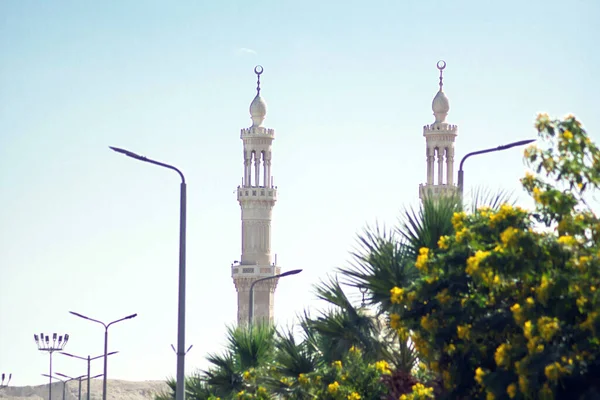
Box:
[388,114,600,399]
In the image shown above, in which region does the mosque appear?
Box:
[231,62,459,325]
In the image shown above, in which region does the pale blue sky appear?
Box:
[1,0,598,386]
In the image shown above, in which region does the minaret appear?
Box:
[231,66,281,325]
[419,61,459,199]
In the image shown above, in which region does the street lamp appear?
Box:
[249,269,303,325]
[56,372,102,400]
[1,373,11,388]
[69,312,136,400]
[35,332,69,400]
[457,139,536,195]
[42,373,85,400]
[109,145,187,400]
[61,352,118,400]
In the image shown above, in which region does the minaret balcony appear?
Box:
[419,184,459,199]
[241,126,275,139]
[237,186,277,202]
[231,263,281,279]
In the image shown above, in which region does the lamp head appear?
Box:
[278,269,303,278]
[109,146,145,161]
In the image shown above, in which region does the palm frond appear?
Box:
[340,223,417,310]
[467,186,515,212]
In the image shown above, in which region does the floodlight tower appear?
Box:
[34,333,69,400]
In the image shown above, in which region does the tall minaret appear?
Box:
[231,66,281,325]
[419,61,459,199]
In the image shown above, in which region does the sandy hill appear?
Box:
[0,380,169,400]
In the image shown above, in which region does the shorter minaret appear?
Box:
[419,61,459,199]
[231,66,281,325]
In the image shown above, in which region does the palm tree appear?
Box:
[202,324,276,398]
[340,189,513,311]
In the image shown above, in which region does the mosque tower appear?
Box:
[231,66,281,325]
[419,61,459,199]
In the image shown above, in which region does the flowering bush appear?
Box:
[388,115,600,399]
[269,346,390,399]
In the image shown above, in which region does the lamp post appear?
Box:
[56,373,102,400]
[249,269,303,325]
[0,373,11,388]
[35,333,69,400]
[61,352,118,400]
[69,312,136,400]
[42,374,84,400]
[457,139,536,195]
[109,145,187,400]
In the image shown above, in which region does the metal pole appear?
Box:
[102,328,108,400]
[62,381,66,400]
[175,182,187,400]
[457,139,535,197]
[108,146,186,400]
[87,357,91,400]
[49,352,53,400]
[248,269,303,325]
[78,378,82,400]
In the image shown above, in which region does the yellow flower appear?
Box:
[327,381,340,394]
[526,297,535,306]
[436,288,451,305]
[438,235,450,249]
[495,343,511,368]
[457,324,472,340]
[562,130,573,140]
[544,362,563,381]
[421,315,438,331]
[537,316,560,341]
[375,360,391,374]
[536,275,551,305]
[452,212,466,230]
[242,371,251,380]
[411,383,435,398]
[557,235,577,246]
[510,303,525,324]
[486,392,495,400]
[507,383,517,398]
[445,343,456,355]
[519,375,528,393]
[257,386,267,395]
[415,247,430,271]
[455,227,469,243]
[390,287,404,304]
[475,367,486,384]
[332,360,342,369]
[500,227,519,245]
[298,373,309,385]
[347,392,361,400]
[466,250,490,275]
[523,320,534,340]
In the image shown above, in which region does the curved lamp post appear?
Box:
[56,372,102,400]
[249,269,303,325]
[1,373,11,388]
[61,352,118,400]
[109,145,187,400]
[69,312,136,400]
[457,139,536,195]
[35,333,69,400]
